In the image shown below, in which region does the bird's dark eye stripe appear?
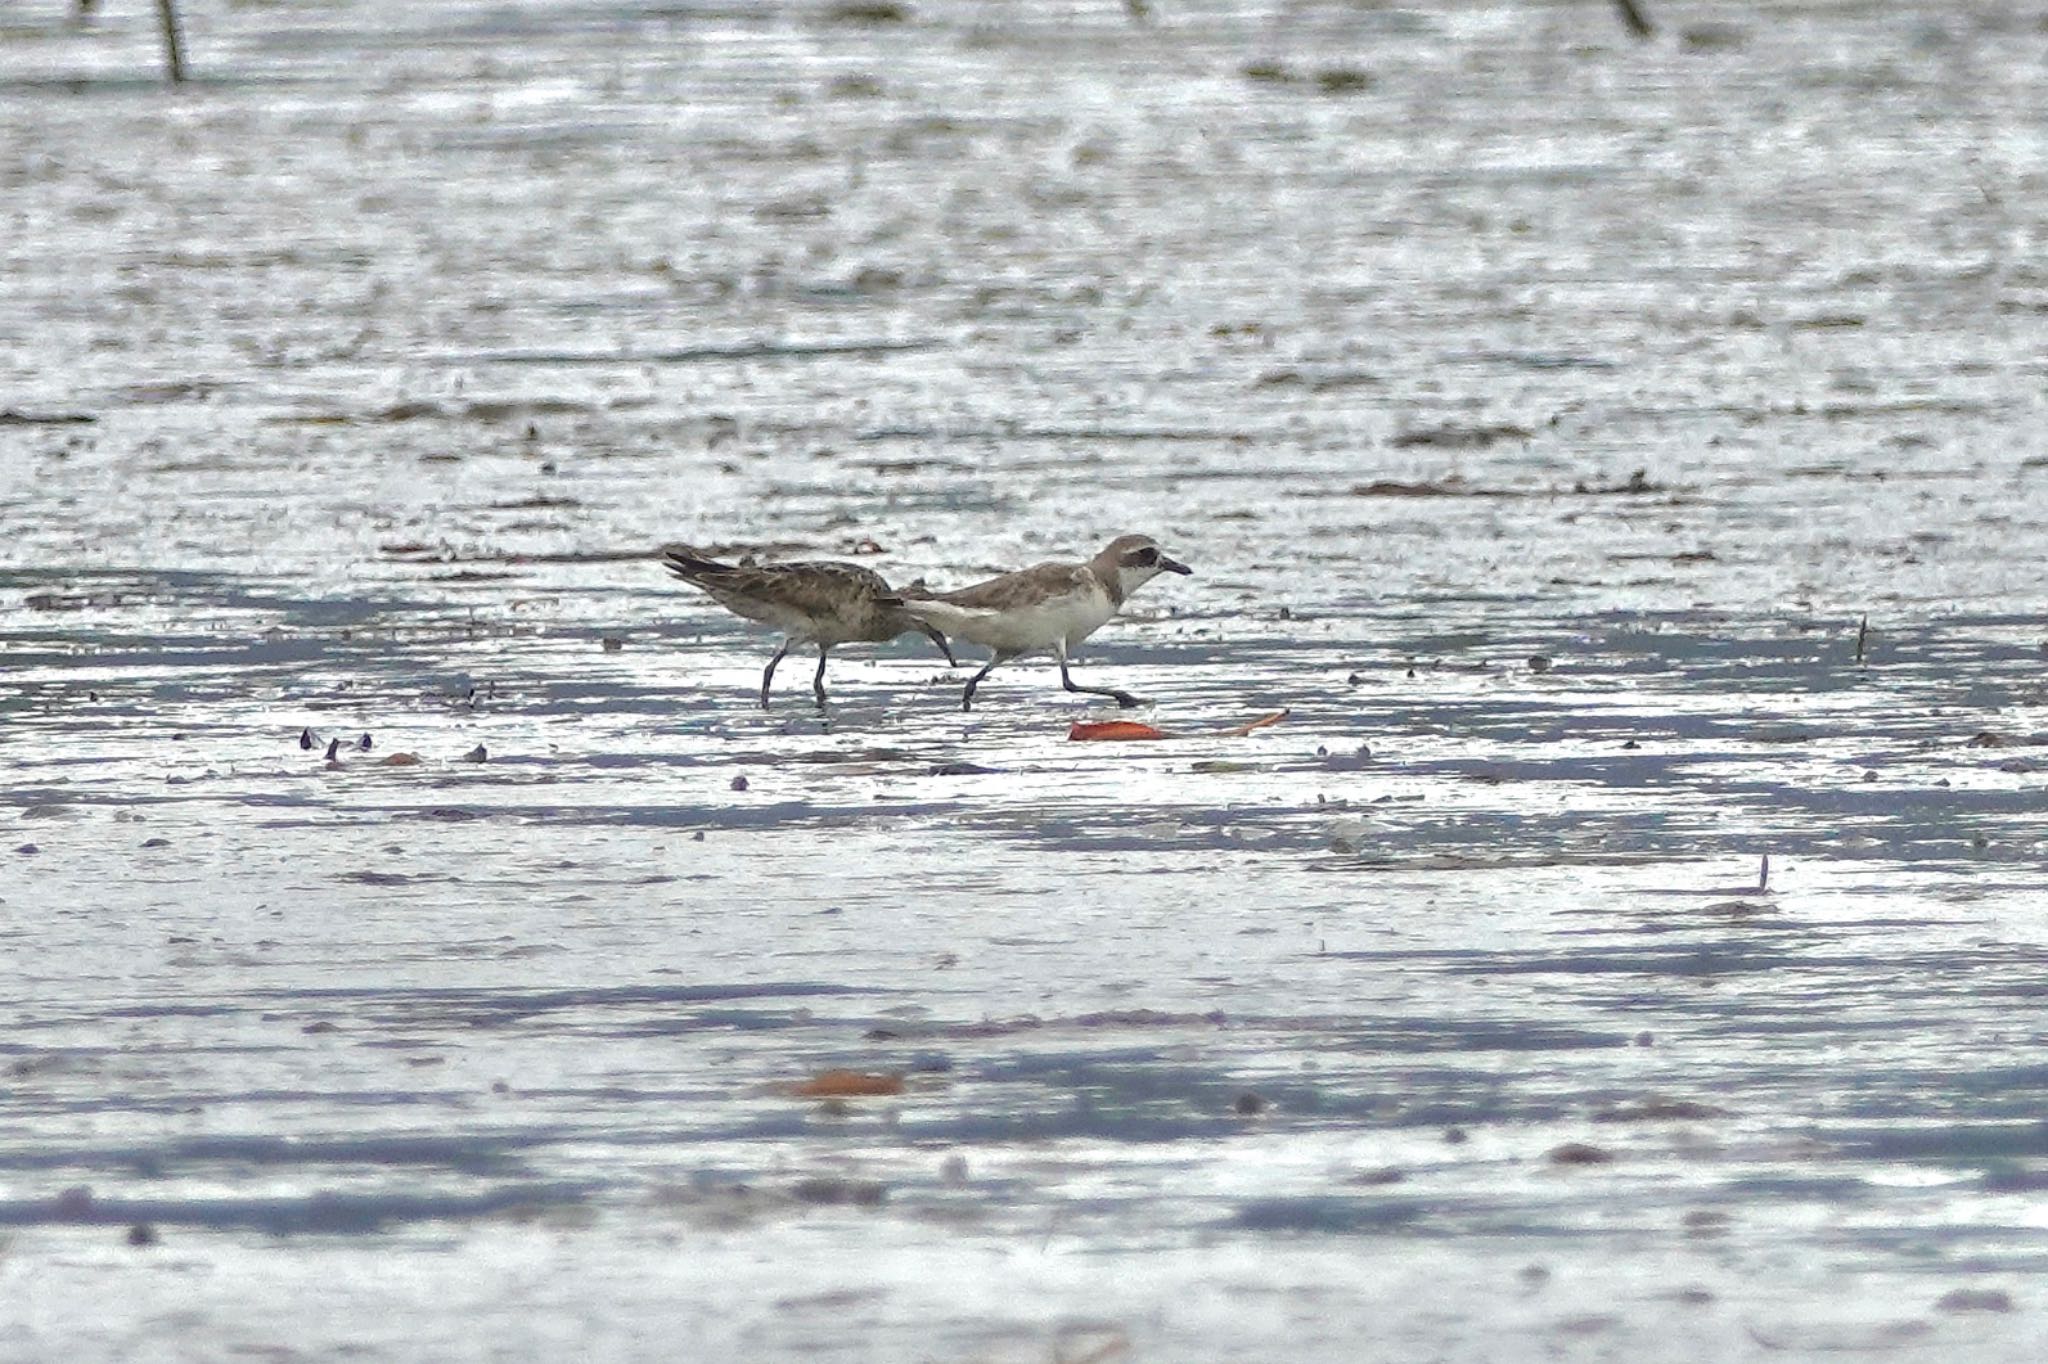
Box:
[1129,548,1158,565]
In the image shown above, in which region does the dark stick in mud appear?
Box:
[157,0,186,83]
[1613,0,1653,39]
[1855,615,1869,665]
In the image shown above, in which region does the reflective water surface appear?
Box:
[4,1,2048,1359]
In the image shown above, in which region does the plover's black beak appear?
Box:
[1161,556,1192,575]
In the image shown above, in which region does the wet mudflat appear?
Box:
[5,1,2048,1359]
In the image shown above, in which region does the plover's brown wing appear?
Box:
[667,553,907,640]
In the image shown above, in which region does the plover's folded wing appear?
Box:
[939,562,1094,610]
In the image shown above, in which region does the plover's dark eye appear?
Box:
[1130,547,1159,566]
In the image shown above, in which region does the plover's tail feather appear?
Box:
[662,547,735,585]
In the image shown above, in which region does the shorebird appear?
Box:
[662,548,957,709]
[899,534,1191,712]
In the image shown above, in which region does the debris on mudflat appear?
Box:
[1573,468,1663,495]
[788,1070,904,1098]
[1592,1099,1728,1123]
[299,728,315,750]
[1390,423,1531,450]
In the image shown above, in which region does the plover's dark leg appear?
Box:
[812,645,832,708]
[918,623,958,668]
[1056,644,1140,708]
[760,638,792,710]
[960,653,1010,712]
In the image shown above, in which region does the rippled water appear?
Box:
[4,1,2048,1359]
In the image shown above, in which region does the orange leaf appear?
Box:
[789,1070,905,1098]
[1224,709,1289,737]
[1068,721,1170,741]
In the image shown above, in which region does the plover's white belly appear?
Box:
[959,586,1116,654]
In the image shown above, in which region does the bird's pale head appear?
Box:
[1096,534,1192,597]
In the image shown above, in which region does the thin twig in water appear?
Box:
[1612,0,1654,39]
[157,0,187,83]
[1758,854,1770,892]
[1855,615,1869,665]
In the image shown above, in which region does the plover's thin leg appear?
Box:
[812,645,832,708]
[1056,642,1140,709]
[960,652,1010,712]
[918,623,958,668]
[760,638,793,710]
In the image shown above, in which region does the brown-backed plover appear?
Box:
[900,534,1190,711]
[662,548,956,709]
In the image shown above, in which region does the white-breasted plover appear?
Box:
[900,534,1190,711]
[662,548,957,709]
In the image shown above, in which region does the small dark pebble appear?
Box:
[54,1186,94,1218]
[1862,770,1878,781]
[170,733,186,741]
[1548,1142,1616,1166]
[1937,1288,2013,1313]
[358,733,372,751]
[602,637,624,652]
[301,1021,339,1034]
[464,745,489,763]
[1527,655,1552,673]
[1622,739,1641,750]
[929,761,999,776]
[790,1177,887,1207]
[1634,1031,1654,1047]
[1277,605,1292,621]
[1519,1264,1551,1286]
[731,775,750,791]
[126,1223,158,1247]
[1442,1127,1469,1145]
[691,831,705,842]
[1233,1091,1266,1116]
[1350,1166,1405,1186]
[299,728,314,750]
[141,837,171,849]
[1315,66,1372,94]
[17,843,40,855]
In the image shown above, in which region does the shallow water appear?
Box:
[4,1,2048,1359]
